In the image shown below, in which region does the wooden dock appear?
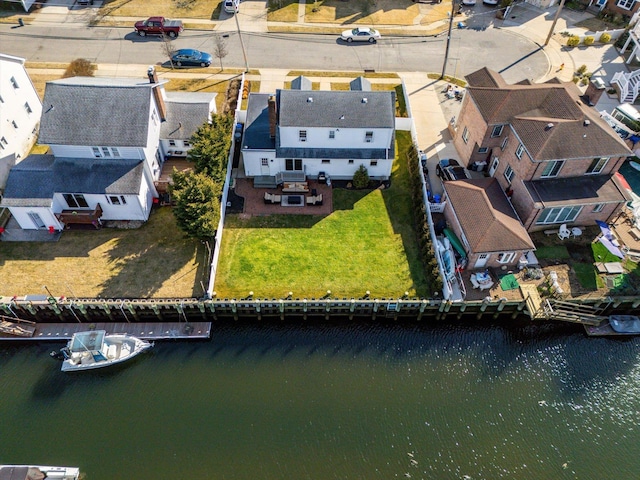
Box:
[0,321,211,341]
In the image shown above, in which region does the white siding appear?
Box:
[9,207,59,230]
[0,54,43,188]
[242,149,276,177]
[279,126,393,149]
[48,145,144,159]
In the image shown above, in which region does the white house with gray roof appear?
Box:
[241,89,396,183]
[1,70,215,231]
[0,53,42,191]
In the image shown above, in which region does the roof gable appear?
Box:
[39,77,157,147]
[445,178,534,252]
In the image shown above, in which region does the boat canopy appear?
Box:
[69,330,106,353]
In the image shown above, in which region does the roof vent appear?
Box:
[545,123,554,130]
[307,97,313,103]
[340,115,345,120]
[362,97,368,103]
[584,119,591,126]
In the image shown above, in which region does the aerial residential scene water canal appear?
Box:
[2,321,640,479]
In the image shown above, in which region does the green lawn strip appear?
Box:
[591,241,623,263]
[535,245,571,259]
[267,0,299,22]
[572,262,602,289]
[287,70,399,79]
[215,130,426,299]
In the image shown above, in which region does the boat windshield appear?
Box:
[70,330,106,352]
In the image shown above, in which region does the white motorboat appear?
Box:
[53,330,153,372]
[0,465,80,480]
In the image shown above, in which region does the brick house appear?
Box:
[444,68,632,268]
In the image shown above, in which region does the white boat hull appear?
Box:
[61,333,152,372]
[0,465,80,480]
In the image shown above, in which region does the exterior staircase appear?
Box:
[611,69,640,104]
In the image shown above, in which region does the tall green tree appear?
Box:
[187,114,235,183]
[352,164,370,189]
[170,170,222,239]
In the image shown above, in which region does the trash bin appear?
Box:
[434,194,441,203]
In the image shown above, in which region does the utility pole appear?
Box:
[441,0,457,79]
[234,11,249,73]
[545,0,567,46]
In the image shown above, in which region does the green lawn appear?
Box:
[535,245,571,260]
[214,131,428,299]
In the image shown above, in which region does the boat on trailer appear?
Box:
[52,330,153,372]
[0,465,80,480]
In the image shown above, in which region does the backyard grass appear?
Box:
[591,241,624,263]
[215,130,428,298]
[0,208,206,298]
[573,262,603,289]
[535,245,571,260]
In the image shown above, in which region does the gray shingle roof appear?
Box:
[524,174,628,206]
[1,155,144,204]
[291,76,312,90]
[465,68,631,161]
[444,178,535,253]
[39,77,159,147]
[277,89,395,128]
[161,92,215,140]
[243,93,276,150]
[350,77,372,91]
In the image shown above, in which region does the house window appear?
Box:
[592,203,605,213]
[92,147,101,158]
[504,165,515,183]
[63,194,89,209]
[536,205,582,224]
[501,136,509,150]
[370,160,378,166]
[10,77,19,89]
[322,159,331,164]
[261,158,268,166]
[515,144,524,159]
[617,0,635,9]
[285,159,303,171]
[365,131,373,143]
[109,195,121,205]
[101,147,111,157]
[28,212,46,229]
[1,137,7,146]
[299,130,307,142]
[462,127,469,144]
[0,94,4,103]
[329,130,335,139]
[169,140,176,146]
[478,147,488,154]
[11,121,18,129]
[586,157,609,174]
[491,125,503,137]
[24,102,32,114]
[111,148,120,157]
[184,140,191,147]
[497,252,516,264]
[151,110,158,126]
[541,160,564,178]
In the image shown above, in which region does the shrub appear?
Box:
[584,36,595,45]
[600,32,611,43]
[566,35,580,47]
[62,58,95,78]
[572,76,580,84]
[580,76,589,85]
[352,164,370,189]
[577,64,588,75]
[615,30,630,48]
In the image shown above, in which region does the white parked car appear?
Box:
[482,0,498,4]
[462,0,476,5]
[340,27,381,43]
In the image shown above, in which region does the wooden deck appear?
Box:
[156,158,193,194]
[0,321,211,341]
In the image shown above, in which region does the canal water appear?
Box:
[1,321,640,479]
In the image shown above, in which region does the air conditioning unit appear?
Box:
[174,151,183,155]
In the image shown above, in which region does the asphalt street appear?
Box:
[0,23,548,82]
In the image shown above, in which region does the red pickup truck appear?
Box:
[134,17,184,38]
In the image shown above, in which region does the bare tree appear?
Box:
[62,58,96,78]
[161,35,178,69]
[213,35,228,71]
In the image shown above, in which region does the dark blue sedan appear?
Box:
[171,49,212,67]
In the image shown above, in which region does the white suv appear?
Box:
[224,0,239,13]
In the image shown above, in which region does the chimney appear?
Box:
[153,86,167,121]
[268,95,277,139]
[147,66,158,84]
